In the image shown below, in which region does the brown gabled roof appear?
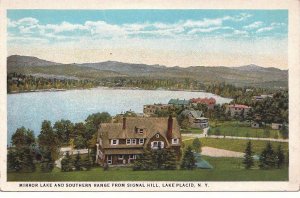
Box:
[98,117,181,148]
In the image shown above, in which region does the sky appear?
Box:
[7,10,288,68]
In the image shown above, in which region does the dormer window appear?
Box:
[172,138,179,144]
[135,128,144,134]
[138,129,144,134]
[111,139,119,145]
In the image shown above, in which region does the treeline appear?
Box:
[243,141,287,170]
[7,112,112,173]
[8,73,285,106]
[7,73,100,93]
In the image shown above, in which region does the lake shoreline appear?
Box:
[8,86,207,95]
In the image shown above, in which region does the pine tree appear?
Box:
[61,151,73,172]
[192,138,202,153]
[82,155,92,170]
[40,150,54,172]
[74,152,81,171]
[243,141,254,169]
[152,146,166,169]
[180,146,196,170]
[162,149,177,170]
[275,144,285,168]
[259,142,276,169]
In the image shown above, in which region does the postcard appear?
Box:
[0,0,299,192]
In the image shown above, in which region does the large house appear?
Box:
[181,109,209,129]
[190,97,216,109]
[96,116,181,165]
[226,104,251,117]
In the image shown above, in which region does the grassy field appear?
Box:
[209,121,282,139]
[181,128,203,134]
[7,156,288,181]
[183,137,288,154]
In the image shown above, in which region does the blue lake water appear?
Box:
[7,87,232,144]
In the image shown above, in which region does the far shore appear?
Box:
[8,86,207,95]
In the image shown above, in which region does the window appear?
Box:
[111,139,119,145]
[126,139,131,145]
[107,155,112,164]
[139,139,144,144]
[156,134,160,138]
[138,129,144,134]
[151,141,164,149]
[129,154,137,159]
[132,139,136,145]
[118,155,124,160]
[172,139,179,144]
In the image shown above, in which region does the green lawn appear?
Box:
[180,128,203,134]
[209,121,282,139]
[183,137,288,154]
[7,156,288,181]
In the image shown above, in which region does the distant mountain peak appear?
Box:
[7,55,61,67]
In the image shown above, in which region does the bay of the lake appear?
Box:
[7,87,232,143]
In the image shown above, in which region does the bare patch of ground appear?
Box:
[201,146,244,158]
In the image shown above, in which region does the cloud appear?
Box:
[256,22,286,33]
[256,27,274,33]
[233,29,248,35]
[243,21,263,30]
[7,12,286,45]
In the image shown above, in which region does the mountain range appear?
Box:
[7,55,288,88]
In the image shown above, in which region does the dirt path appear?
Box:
[201,146,244,158]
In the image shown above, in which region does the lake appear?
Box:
[7,87,232,143]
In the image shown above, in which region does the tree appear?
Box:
[180,146,196,170]
[82,155,92,170]
[40,150,54,172]
[11,127,35,148]
[85,112,112,129]
[61,151,73,172]
[259,142,276,169]
[275,144,285,169]
[74,152,81,171]
[38,120,60,161]
[74,135,86,149]
[7,148,22,172]
[192,138,202,153]
[243,141,254,169]
[53,119,74,144]
[9,127,36,172]
[133,149,177,171]
[162,149,177,170]
[280,123,288,139]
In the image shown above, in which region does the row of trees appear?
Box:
[61,152,92,172]
[133,138,202,171]
[7,73,99,93]
[7,112,112,173]
[132,146,198,171]
[133,148,177,170]
[243,141,287,169]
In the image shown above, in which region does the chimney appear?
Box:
[167,115,173,139]
[122,117,126,130]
